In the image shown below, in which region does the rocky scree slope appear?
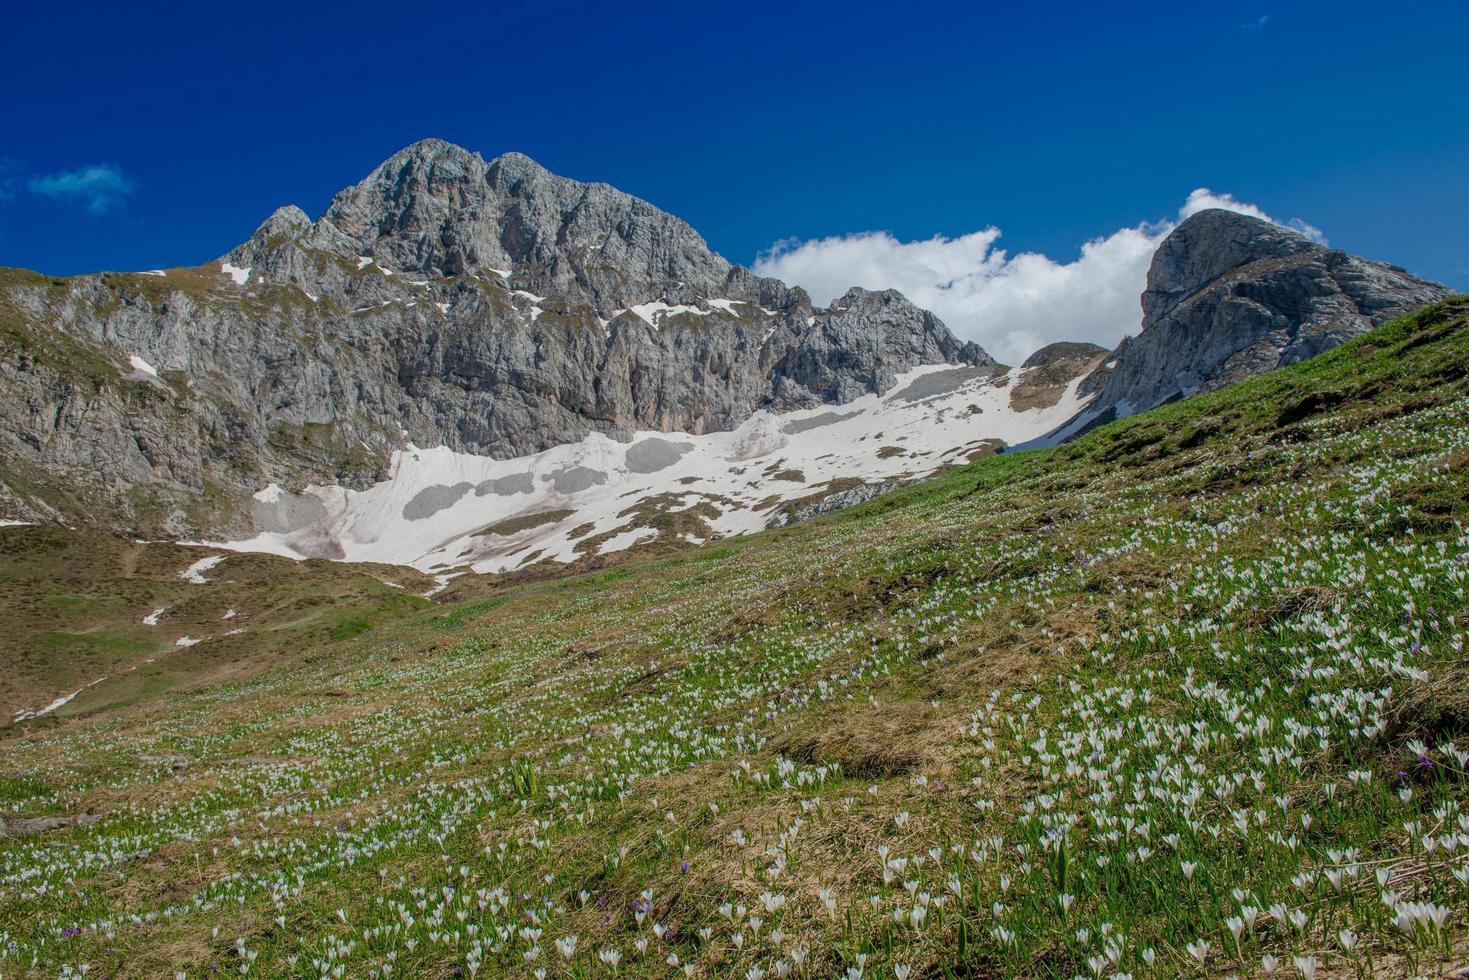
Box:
[0,139,989,536]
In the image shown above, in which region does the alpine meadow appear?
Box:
[3,4,1468,977]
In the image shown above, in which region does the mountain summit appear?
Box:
[0,141,990,538]
[0,146,1452,570]
[230,139,753,312]
[1076,208,1450,419]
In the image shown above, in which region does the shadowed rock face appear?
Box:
[1082,209,1452,416]
[0,139,990,535]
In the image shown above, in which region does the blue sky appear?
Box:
[3,0,1465,312]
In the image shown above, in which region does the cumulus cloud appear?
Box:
[1179,187,1326,244]
[754,189,1326,365]
[27,164,134,214]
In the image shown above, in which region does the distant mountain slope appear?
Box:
[1067,208,1451,430]
[0,140,988,537]
[0,150,1452,561]
[225,358,1093,576]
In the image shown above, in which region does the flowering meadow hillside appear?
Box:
[3,299,1468,977]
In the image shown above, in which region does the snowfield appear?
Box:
[220,362,1094,573]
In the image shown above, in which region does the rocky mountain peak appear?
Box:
[1067,209,1452,425]
[1140,209,1320,328]
[251,139,747,314]
[0,140,994,537]
[252,204,313,240]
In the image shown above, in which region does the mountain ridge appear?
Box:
[0,143,1453,566]
[0,141,992,538]
[1070,207,1451,424]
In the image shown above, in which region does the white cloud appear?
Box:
[1181,188,1326,245]
[1179,188,1271,221]
[27,164,134,215]
[1285,217,1327,244]
[754,189,1326,365]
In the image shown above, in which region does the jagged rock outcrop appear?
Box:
[1082,209,1451,416]
[0,139,990,534]
[770,480,903,527]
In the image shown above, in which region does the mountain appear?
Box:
[0,140,989,537]
[0,147,1453,576]
[1060,208,1452,433]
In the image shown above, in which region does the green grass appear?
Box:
[0,299,1466,978]
[0,530,436,723]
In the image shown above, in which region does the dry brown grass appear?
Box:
[1241,583,1344,628]
[773,699,949,779]
[476,508,576,537]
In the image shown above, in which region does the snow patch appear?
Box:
[512,290,546,321]
[12,676,106,722]
[176,636,201,647]
[628,301,709,327]
[220,262,251,286]
[598,526,658,555]
[129,354,159,377]
[179,554,227,584]
[424,573,461,598]
[214,362,1096,575]
[143,607,167,626]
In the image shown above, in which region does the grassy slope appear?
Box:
[0,299,1467,978]
[0,528,436,722]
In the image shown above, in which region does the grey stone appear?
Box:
[771,480,902,527]
[0,139,991,536]
[0,812,99,837]
[252,490,329,535]
[889,366,996,404]
[1079,209,1452,418]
